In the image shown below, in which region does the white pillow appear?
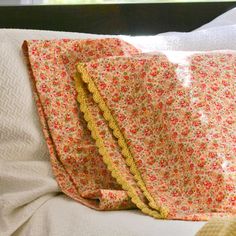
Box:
[120,7,236,52]
[195,7,236,30]
[121,25,236,52]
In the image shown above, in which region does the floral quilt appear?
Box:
[23,39,236,221]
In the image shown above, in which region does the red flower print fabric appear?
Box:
[22,38,140,210]
[75,51,236,220]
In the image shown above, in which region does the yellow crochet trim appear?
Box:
[75,64,169,219]
[75,74,162,219]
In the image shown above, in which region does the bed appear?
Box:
[0,2,236,236]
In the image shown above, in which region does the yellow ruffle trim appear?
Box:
[75,64,169,219]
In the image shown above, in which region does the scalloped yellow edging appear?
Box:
[75,74,162,218]
[75,64,169,219]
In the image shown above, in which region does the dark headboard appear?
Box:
[0,2,235,35]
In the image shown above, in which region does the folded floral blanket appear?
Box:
[23,38,140,210]
[23,39,235,221]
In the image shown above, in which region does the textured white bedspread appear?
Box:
[13,195,205,236]
[0,7,236,236]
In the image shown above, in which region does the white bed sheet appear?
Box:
[13,195,205,236]
[0,7,236,236]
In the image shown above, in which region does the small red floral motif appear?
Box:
[24,38,139,211]
[80,51,236,220]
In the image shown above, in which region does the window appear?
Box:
[0,0,233,5]
[41,0,236,3]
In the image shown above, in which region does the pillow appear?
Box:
[75,50,236,220]
[121,25,236,52]
[195,7,236,30]
[121,7,236,52]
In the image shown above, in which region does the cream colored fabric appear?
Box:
[0,30,105,236]
[121,7,236,52]
[196,218,236,236]
[196,7,236,30]
[13,195,205,236]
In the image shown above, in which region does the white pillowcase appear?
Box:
[195,7,236,30]
[122,25,236,52]
[0,7,236,235]
[121,7,236,52]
